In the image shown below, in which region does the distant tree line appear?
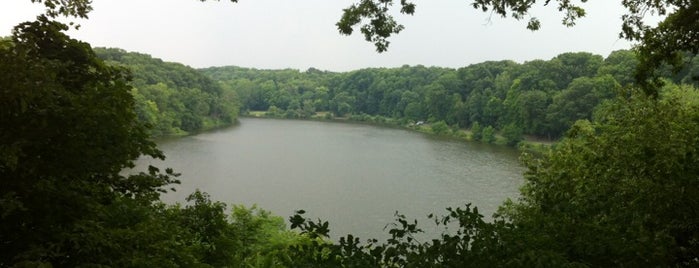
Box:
[201,51,699,141]
[95,48,239,136]
[2,0,698,265]
[0,18,301,267]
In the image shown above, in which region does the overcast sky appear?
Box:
[1,0,642,72]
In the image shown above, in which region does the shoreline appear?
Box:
[240,111,554,154]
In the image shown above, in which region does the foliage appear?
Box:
[6,1,699,267]
[29,0,92,19]
[545,75,619,136]
[336,0,415,52]
[334,0,698,95]
[278,205,513,267]
[59,189,306,267]
[257,81,699,268]
[23,0,699,95]
[505,84,699,266]
[95,48,239,136]
[0,17,179,266]
[30,0,239,20]
[501,123,523,146]
[201,51,696,141]
[470,121,483,141]
[430,120,450,135]
[481,125,496,144]
[635,3,699,95]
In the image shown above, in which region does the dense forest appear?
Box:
[95,48,239,136]
[2,0,699,266]
[202,51,699,143]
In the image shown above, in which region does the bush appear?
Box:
[471,122,482,141]
[430,121,450,135]
[481,125,495,143]
[501,123,524,146]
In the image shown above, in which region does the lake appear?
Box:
[133,118,524,240]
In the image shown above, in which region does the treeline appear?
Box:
[202,51,699,141]
[3,16,699,267]
[277,83,699,267]
[0,18,291,267]
[95,48,239,136]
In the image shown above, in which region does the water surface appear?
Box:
[134,118,523,239]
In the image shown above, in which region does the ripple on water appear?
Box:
[131,118,524,240]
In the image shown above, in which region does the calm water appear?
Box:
[133,118,524,239]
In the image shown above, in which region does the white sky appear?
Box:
[1,0,640,72]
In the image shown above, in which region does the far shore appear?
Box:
[241,110,555,154]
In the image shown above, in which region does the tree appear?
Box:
[546,75,619,137]
[331,91,355,116]
[336,0,416,52]
[301,99,317,118]
[634,3,699,94]
[501,123,523,146]
[598,49,639,86]
[470,121,483,141]
[94,48,239,136]
[274,83,699,268]
[430,120,450,135]
[425,84,452,120]
[0,17,178,266]
[8,1,698,266]
[23,0,697,83]
[515,90,550,137]
[481,125,496,143]
[403,101,423,121]
[505,84,699,266]
[550,52,604,88]
[335,0,696,95]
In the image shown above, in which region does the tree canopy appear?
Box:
[0,16,178,265]
[0,18,285,267]
[202,51,697,142]
[95,47,239,136]
[273,82,699,267]
[337,0,698,93]
[24,0,698,93]
[3,0,698,266]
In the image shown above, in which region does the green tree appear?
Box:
[425,84,452,120]
[516,90,550,137]
[546,75,619,137]
[501,123,523,147]
[634,3,699,94]
[483,96,504,127]
[336,0,416,52]
[331,91,355,116]
[505,84,699,266]
[598,49,639,86]
[275,83,699,267]
[0,17,178,266]
[550,52,604,87]
[336,1,695,79]
[430,120,450,135]
[266,105,283,117]
[403,101,423,121]
[24,1,697,91]
[94,48,239,136]
[300,99,317,118]
[470,121,483,141]
[481,125,496,144]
